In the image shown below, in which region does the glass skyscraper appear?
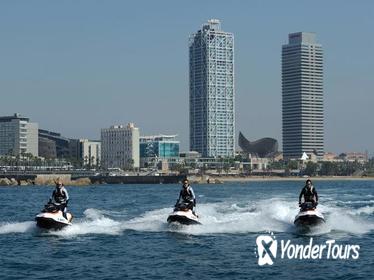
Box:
[189,19,235,158]
[282,32,324,159]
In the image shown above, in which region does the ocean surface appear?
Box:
[0,180,373,280]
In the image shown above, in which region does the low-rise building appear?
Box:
[69,138,101,166]
[38,129,70,158]
[68,139,80,160]
[248,155,270,170]
[38,137,57,158]
[342,152,368,163]
[80,139,101,166]
[323,152,369,163]
[323,152,337,162]
[139,135,179,168]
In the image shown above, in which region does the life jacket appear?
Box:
[53,187,67,204]
[181,186,193,202]
[303,185,315,202]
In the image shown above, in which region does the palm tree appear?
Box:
[84,156,89,168]
[223,162,231,174]
[127,158,135,171]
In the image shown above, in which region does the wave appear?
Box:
[46,209,124,237]
[0,221,35,234]
[1,199,373,237]
[334,200,374,206]
[349,206,374,216]
[122,199,374,236]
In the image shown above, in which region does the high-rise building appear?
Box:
[189,19,235,158]
[0,113,38,156]
[282,32,324,159]
[101,123,140,170]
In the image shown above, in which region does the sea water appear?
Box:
[0,181,373,279]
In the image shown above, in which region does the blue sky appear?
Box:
[0,0,373,154]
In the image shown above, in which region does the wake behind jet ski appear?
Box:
[294,202,325,228]
[35,201,73,230]
[167,178,201,225]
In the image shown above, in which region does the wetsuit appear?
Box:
[51,186,69,219]
[176,185,196,210]
[299,185,318,206]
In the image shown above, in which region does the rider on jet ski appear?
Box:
[299,179,318,208]
[50,178,69,219]
[175,178,196,214]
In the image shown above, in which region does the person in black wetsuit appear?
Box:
[299,179,318,207]
[175,178,196,213]
[50,178,69,219]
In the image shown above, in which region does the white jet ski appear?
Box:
[294,202,325,228]
[167,202,201,225]
[35,201,73,230]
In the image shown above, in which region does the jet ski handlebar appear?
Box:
[299,202,318,211]
[42,201,61,213]
[174,202,193,212]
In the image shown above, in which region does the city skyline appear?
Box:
[0,1,373,154]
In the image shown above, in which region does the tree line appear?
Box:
[272,158,374,177]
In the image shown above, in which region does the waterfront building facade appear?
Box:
[189,19,235,158]
[282,32,324,159]
[68,139,80,161]
[139,135,180,168]
[0,114,38,156]
[38,129,70,158]
[101,123,140,170]
[77,139,101,167]
[38,137,57,158]
[140,135,179,158]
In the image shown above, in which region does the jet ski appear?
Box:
[167,202,201,225]
[35,201,73,230]
[294,202,325,228]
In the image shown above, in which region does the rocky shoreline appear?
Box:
[1,175,373,186]
[0,177,91,186]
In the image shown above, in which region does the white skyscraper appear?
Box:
[101,123,140,170]
[282,32,324,159]
[189,19,235,158]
